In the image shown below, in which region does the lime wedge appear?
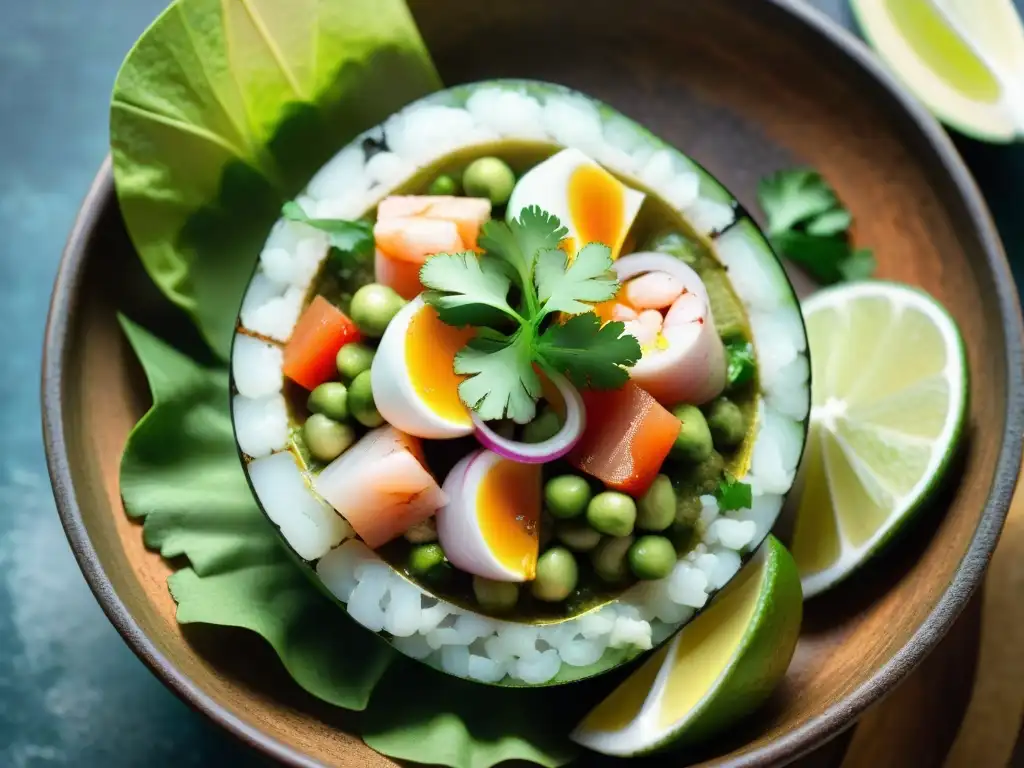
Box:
[851,0,1024,142]
[793,282,968,598]
[570,536,802,756]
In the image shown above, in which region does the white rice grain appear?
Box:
[513,649,561,684]
[466,88,547,140]
[668,563,710,609]
[392,634,433,660]
[441,644,471,679]
[232,393,288,458]
[317,540,375,603]
[709,518,757,551]
[384,578,423,638]
[467,654,507,683]
[542,95,605,157]
[685,196,736,236]
[231,334,283,399]
[306,144,367,202]
[239,285,305,342]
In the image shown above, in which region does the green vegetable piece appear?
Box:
[555,521,602,552]
[591,535,634,584]
[336,343,374,380]
[522,408,562,444]
[421,251,517,327]
[307,382,348,421]
[706,397,747,450]
[670,404,713,463]
[472,576,519,613]
[304,414,355,462]
[282,202,374,269]
[544,475,592,519]
[716,472,753,511]
[586,492,637,537]
[462,157,516,205]
[408,543,445,575]
[427,174,458,196]
[675,495,703,527]
[725,341,757,390]
[758,169,838,236]
[636,475,676,532]
[676,450,726,496]
[535,313,641,391]
[628,536,677,580]
[531,547,578,602]
[349,371,384,428]
[350,283,405,337]
[535,242,618,316]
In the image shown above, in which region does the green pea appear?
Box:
[671,404,714,463]
[706,397,747,450]
[348,371,384,428]
[544,475,591,519]
[522,408,561,444]
[637,475,676,532]
[336,343,374,380]
[303,414,355,462]
[408,543,445,575]
[555,520,602,552]
[531,547,578,602]
[403,518,438,543]
[427,174,458,196]
[587,491,636,537]
[307,382,348,421]
[473,576,519,613]
[628,536,677,580]
[591,535,634,584]
[462,157,516,205]
[350,283,405,337]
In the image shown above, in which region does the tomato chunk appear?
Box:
[568,382,681,496]
[282,296,361,390]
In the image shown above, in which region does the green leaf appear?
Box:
[535,242,617,316]
[454,331,542,423]
[110,0,441,358]
[420,251,518,326]
[281,201,374,260]
[479,206,567,290]
[770,230,850,284]
[805,208,852,237]
[839,248,877,281]
[715,472,753,511]
[725,340,756,389]
[118,316,393,709]
[535,314,641,390]
[362,659,596,768]
[758,169,837,235]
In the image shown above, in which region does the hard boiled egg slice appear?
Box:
[506,147,645,258]
[371,295,475,439]
[436,449,541,582]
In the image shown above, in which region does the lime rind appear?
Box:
[797,282,969,598]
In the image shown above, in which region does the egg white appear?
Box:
[436,449,538,582]
[505,147,645,256]
[370,296,474,439]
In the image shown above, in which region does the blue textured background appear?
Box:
[1,1,1021,765]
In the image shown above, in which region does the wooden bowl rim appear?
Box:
[41,1,1024,765]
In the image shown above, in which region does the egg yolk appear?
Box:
[476,459,540,579]
[405,304,475,425]
[568,163,626,257]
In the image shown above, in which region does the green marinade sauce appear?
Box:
[288,142,758,622]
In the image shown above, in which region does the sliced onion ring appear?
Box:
[471,372,586,464]
[611,251,709,302]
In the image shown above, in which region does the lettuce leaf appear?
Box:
[110,0,441,358]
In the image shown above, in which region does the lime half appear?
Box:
[570,536,802,756]
[851,0,1024,142]
[793,282,968,598]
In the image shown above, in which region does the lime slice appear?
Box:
[792,282,968,598]
[570,536,802,756]
[851,0,1024,142]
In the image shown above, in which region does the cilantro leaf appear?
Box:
[771,231,855,285]
[715,472,752,511]
[535,242,617,316]
[282,201,373,260]
[420,252,519,327]
[725,340,756,389]
[454,332,542,424]
[478,206,568,291]
[838,248,877,282]
[758,170,837,235]
[535,314,641,390]
[805,208,852,237]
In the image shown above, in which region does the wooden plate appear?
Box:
[41,0,1024,765]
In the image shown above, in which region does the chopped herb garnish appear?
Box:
[282,201,374,266]
[757,169,875,285]
[715,472,753,511]
[725,340,756,390]
[421,206,641,423]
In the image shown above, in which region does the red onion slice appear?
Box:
[471,372,586,464]
[612,251,709,303]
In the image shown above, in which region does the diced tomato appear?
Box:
[314,425,446,549]
[568,381,681,496]
[375,248,426,301]
[282,296,361,391]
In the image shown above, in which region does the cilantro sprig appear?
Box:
[282,201,374,270]
[757,169,875,284]
[421,206,641,423]
[715,472,753,512]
